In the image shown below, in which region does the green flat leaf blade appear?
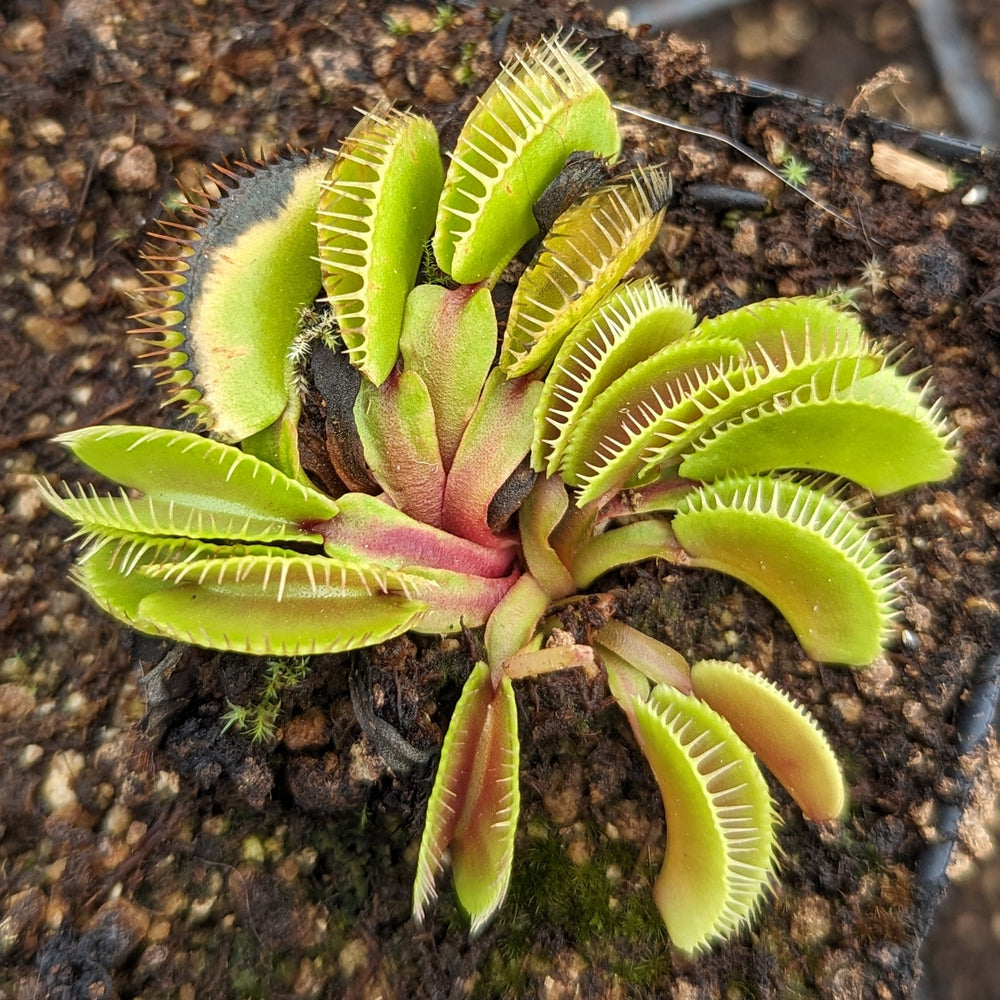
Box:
[398,284,498,469]
[158,155,331,441]
[560,336,747,505]
[691,295,869,360]
[51,425,338,541]
[72,532,205,625]
[354,369,447,527]
[532,277,696,475]
[72,532,426,654]
[136,552,426,655]
[501,166,671,378]
[633,309,888,487]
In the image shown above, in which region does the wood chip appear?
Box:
[871,140,955,192]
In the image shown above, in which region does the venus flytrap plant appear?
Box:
[43,36,959,954]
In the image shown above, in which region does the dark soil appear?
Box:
[2,2,1000,999]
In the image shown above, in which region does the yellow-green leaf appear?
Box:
[690,659,846,821]
[632,685,777,954]
[434,36,621,285]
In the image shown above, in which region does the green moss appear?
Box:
[432,4,459,30]
[227,929,288,998]
[311,810,407,919]
[220,656,311,742]
[778,153,812,187]
[470,823,670,997]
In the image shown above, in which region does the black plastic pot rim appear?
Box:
[914,648,1000,937]
[709,70,995,165]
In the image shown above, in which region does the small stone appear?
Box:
[175,63,201,86]
[370,49,395,80]
[764,240,809,267]
[678,141,720,178]
[60,279,92,310]
[383,4,436,33]
[348,738,385,786]
[0,888,45,959]
[102,803,133,837]
[134,942,170,978]
[126,820,149,846]
[728,163,782,197]
[4,17,46,53]
[961,184,989,206]
[146,919,172,943]
[55,160,88,195]
[310,44,363,93]
[605,799,651,844]
[31,117,66,146]
[337,937,370,979]
[829,692,864,727]
[39,749,86,813]
[209,68,238,105]
[188,109,214,132]
[82,898,151,970]
[28,278,54,310]
[283,707,332,752]
[902,699,929,727]
[16,180,73,226]
[731,218,759,257]
[18,743,44,768]
[565,833,592,866]
[201,813,229,837]
[22,153,55,183]
[187,893,218,925]
[10,483,45,522]
[423,71,456,104]
[606,8,629,30]
[0,683,36,722]
[292,956,323,998]
[107,144,158,192]
[542,761,584,827]
[242,834,267,864]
